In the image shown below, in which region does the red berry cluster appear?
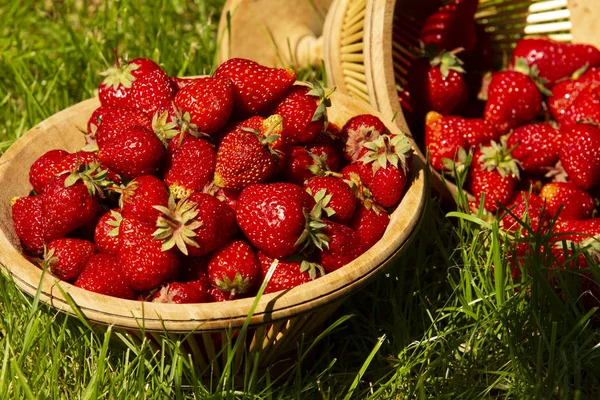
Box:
[11,57,413,303]
[399,0,600,253]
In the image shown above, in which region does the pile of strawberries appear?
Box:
[11,56,413,303]
[400,0,600,254]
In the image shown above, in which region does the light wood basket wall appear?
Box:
[323,0,598,196]
[0,91,426,370]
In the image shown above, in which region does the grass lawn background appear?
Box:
[1,1,599,398]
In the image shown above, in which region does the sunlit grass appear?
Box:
[1,1,599,399]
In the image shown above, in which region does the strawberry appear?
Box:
[281,146,337,186]
[163,137,216,199]
[306,137,344,173]
[93,106,152,148]
[318,221,360,273]
[153,193,237,257]
[44,238,96,282]
[97,125,164,180]
[357,134,413,208]
[469,139,521,213]
[304,176,356,224]
[201,181,239,212]
[98,57,175,116]
[349,202,390,255]
[425,111,469,172]
[460,118,498,147]
[75,253,136,300]
[213,58,297,117]
[511,38,600,88]
[11,196,44,255]
[170,76,195,90]
[236,182,318,258]
[118,175,169,224]
[420,0,479,53]
[273,83,331,144]
[484,60,544,134]
[41,170,101,243]
[29,150,70,194]
[340,114,387,162]
[407,47,468,117]
[506,123,562,174]
[214,114,283,190]
[257,252,322,294]
[553,219,600,243]
[559,123,600,191]
[548,67,600,127]
[172,77,234,135]
[209,287,234,302]
[118,217,180,292]
[94,209,122,255]
[540,182,595,221]
[208,240,259,296]
[86,105,114,138]
[151,281,211,304]
[499,191,549,234]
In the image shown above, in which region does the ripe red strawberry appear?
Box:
[257,252,321,294]
[29,150,70,194]
[92,106,152,148]
[45,238,96,282]
[209,287,234,302]
[281,146,337,186]
[94,209,122,255]
[214,114,283,190]
[484,61,544,134]
[153,193,237,257]
[511,38,600,88]
[118,218,180,292]
[304,176,356,224]
[548,67,600,127]
[420,0,479,53]
[407,48,468,117]
[86,105,114,138]
[98,57,175,115]
[506,123,562,174]
[172,77,233,135]
[201,181,239,212]
[349,202,390,255]
[98,125,164,180]
[208,240,259,296]
[273,84,331,144]
[41,172,100,243]
[553,218,600,243]
[213,58,297,116]
[499,191,549,234]
[425,111,469,172]
[357,134,413,208]
[236,183,318,258]
[151,280,211,304]
[540,182,595,221]
[318,221,360,273]
[559,123,600,191]
[460,118,498,147]
[340,114,387,162]
[163,137,216,198]
[11,196,44,255]
[118,175,169,224]
[306,136,344,173]
[469,140,521,213]
[75,253,136,299]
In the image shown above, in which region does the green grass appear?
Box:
[1,1,600,398]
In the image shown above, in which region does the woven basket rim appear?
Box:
[0,90,427,332]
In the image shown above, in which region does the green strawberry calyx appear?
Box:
[241,114,284,157]
[512,57,552,96]
[295,202,330,254]
[152,110,179,146]
[359,133,413,175]
[307,80,335,128]
[442,146,469,178]
[430,48,466,78]
[64,161,112,198]
[106,210,123,237]
[343,172,384,215]
[99,60,140,90]
[478,138,521,179]
[153,195,203,255]
[214,271,253,295]
[306,188,336,218]
[300,260,325,280]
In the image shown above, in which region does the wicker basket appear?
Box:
[322,0,599,196]
[0,90,426,370]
